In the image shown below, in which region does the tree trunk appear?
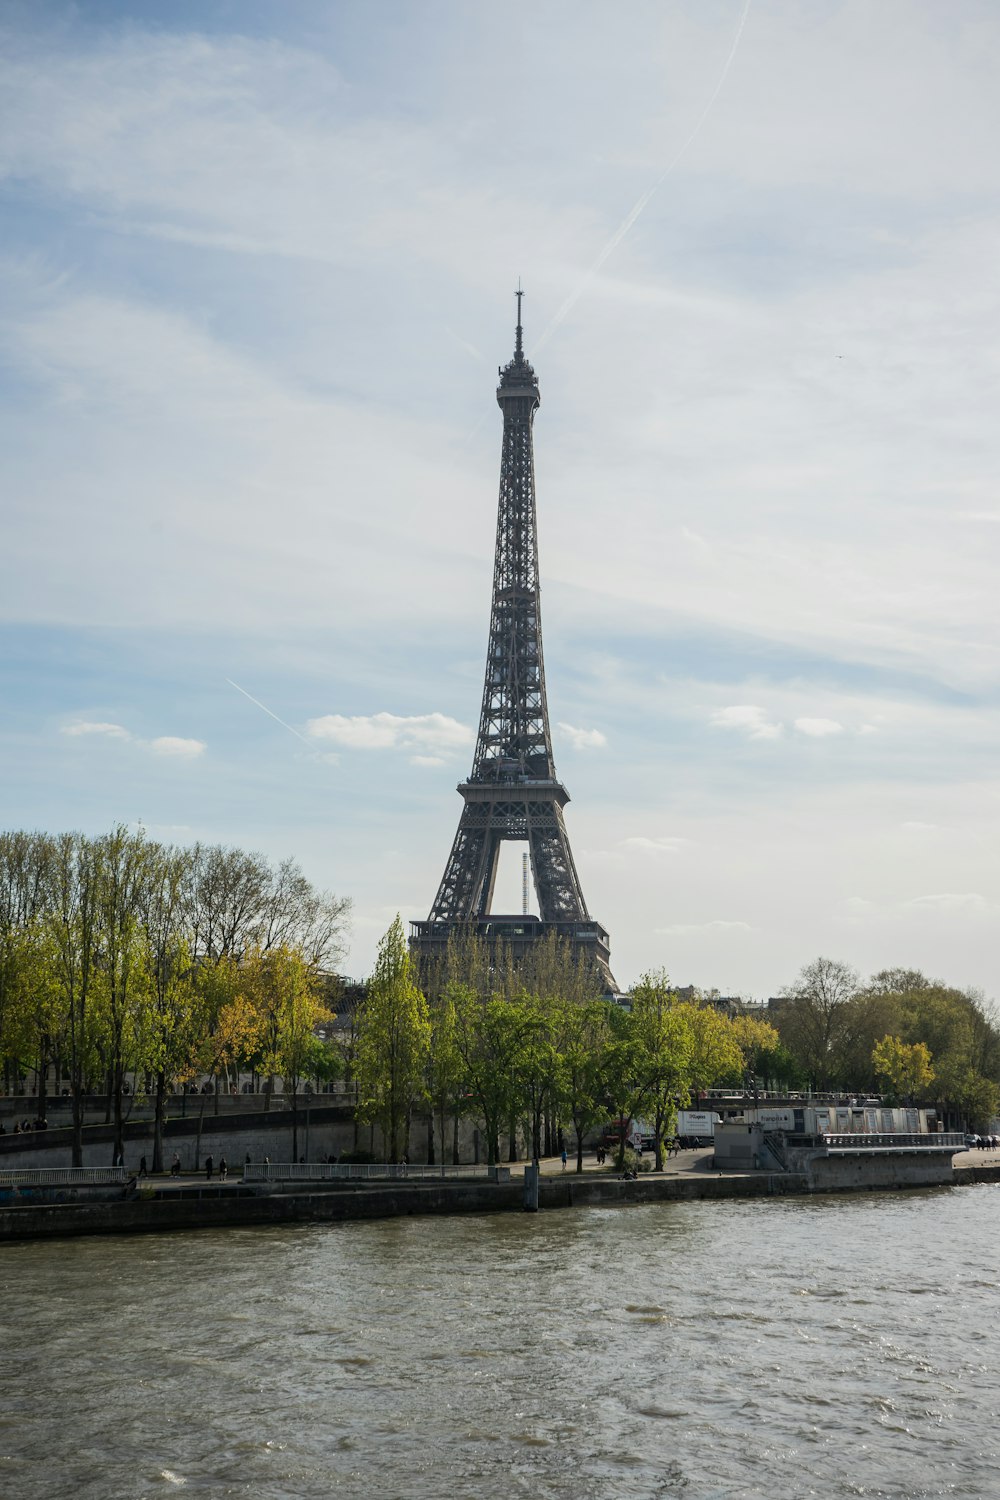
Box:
[575,1122,585,1173]
[112,1062,125,1166]
[427,1111,435,1166]
[152,1069,166,1173]
[451,1109,460,1166]
[35,1037,48,1122]
[291,1086,299,1163]
[71,1078,84,1168]
[193,1091,208,1172]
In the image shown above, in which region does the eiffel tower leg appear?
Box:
[527,802,589,923]
[429,804,502,923]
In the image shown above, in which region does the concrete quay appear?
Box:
[1,1145,997,1243]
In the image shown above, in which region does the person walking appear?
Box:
[219,1156,228,1181]
[205,1154,214,1181]
[138,1155,148,1179]
[170,1152,180,1177]
[561,1147,568,1171]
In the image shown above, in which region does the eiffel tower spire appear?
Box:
[410,294,615,989]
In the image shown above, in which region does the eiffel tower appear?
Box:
[410,293,616,991]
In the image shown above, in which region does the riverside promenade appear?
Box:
[1,1143,998,1243]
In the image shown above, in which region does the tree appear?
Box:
[241,945,330,1161]
[93,825,155,1164]
[557,999,615,1172]
[629,973,693,1170]
[872,1035,934,1102]
[728,1014,781,1085]
[47,833,102,1165]
[426,989,465,1166]
[355,917,430,1162]
[0,831,54,1094]
[138,845,198,1171]
[450,984,542,1167]
[774,957,860,1087]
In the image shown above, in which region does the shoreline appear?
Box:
[1,1155,997,1243]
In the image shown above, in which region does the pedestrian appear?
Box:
[138,1154,148,1179]
[205,1154,214,1181]
[170,1152,180,1176]
[219,1156,228,1181]
[561,1147,568,1171]
[244,1151,251,1167]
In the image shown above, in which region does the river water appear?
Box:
[1,1185,998,1499]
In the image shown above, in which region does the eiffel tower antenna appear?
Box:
[410,294,616,990]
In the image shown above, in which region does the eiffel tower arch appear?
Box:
[410,295,616,991]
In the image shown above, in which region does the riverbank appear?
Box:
[1,1149,997,1243]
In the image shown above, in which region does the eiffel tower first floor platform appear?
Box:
[409,914,618,997]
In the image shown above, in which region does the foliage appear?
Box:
[355,917,431,1161]
[871,1035,934,1101]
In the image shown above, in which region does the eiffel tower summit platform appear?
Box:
[409,294,616,992]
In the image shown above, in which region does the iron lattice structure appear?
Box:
[410,296,615,990]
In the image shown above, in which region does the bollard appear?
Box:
[523,1161,539,1213]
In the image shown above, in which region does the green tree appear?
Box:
[355,917,431,1162]
[558,998,615,1172]
[426,989,465,1166]
[138,845,198,1171]
[872,1035,934,1102]
[629,973,693,1170]
[773,956,860,1087]
[450,984,542,1167]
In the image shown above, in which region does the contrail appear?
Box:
[225,678,313,745]
[532,0,753,356]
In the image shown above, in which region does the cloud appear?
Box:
[709,705,783,741]
[904,893,999,917]
[621,836,688,856]
[61,720,131,740]
[410,754,446,768]
[149,736,206,759]
[794,717,845,737]
[656,920,753,936]
[61,721,205,759]
[557,722,607,750]
[306,711,473,755]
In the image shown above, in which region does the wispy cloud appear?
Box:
[149,736,206,759]
[794,717,845,738]
[657,919,753,936]
[621,836,688,856]
[557,722,607,750]
[61,721,205,759]
[61,720,131,740]
[904,892,998,917]
[710,705,783,741]
[306,712,473,755]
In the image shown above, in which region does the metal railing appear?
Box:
[0,1166,128,1187]
[243,1162,499,1184]
[822,1132,966,1152]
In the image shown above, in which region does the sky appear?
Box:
[2,0,999,999]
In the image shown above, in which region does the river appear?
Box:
[1,1184,997,1498]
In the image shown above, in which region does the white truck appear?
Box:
[607,1110,721,1151]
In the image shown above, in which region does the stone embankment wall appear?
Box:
[0,1108,487,1172]
[0,1105,357,1172]
[805,1151,956,1191]
[2,1156,995,1245]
